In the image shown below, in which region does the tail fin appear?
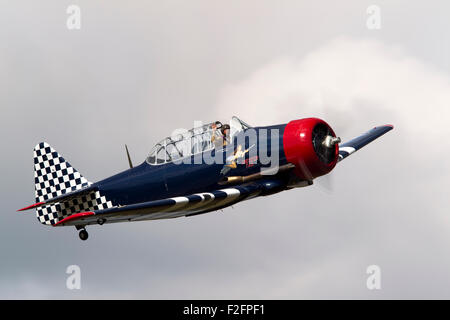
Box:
[33,142,112,225]
[34,142,91,200]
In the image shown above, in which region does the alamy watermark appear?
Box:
[366,5,381,30]
[66,5,81,30]
[66,265,81,290]
[366,264,381,290]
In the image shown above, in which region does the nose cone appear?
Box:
[282,118,339,180]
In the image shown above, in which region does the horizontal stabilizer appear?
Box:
[18,185,98,212]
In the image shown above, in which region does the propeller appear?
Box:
[299,123,341,194]
[315,103,357,193]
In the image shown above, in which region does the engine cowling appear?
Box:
[283,118,339,180]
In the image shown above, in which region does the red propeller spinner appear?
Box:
[283,118,340,181]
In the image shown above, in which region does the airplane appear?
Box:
[18,116,393,240]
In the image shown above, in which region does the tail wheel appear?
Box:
[79,229,89,241]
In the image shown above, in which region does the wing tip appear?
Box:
[374,124,394,130]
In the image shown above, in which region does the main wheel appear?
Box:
[79,229,89,241]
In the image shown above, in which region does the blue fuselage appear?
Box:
[94,124,289,206]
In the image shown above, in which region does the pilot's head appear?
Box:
[221,124,230,136]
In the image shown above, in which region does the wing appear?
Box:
[53,179,285,227]
[338,124,393,161]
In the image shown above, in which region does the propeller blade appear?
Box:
[316,173,334,194]
[297,158,314,182]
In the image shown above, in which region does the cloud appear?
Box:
[216,36,450,147]
[212,36,450,298]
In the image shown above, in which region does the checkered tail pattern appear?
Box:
[34,142,113,226]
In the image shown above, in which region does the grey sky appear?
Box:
[0,1,449,299]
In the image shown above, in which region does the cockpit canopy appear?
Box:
[146,116,251,165]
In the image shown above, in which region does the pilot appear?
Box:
[211,121,226,149]
[211,121,222,131]
[221,124,230,146]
